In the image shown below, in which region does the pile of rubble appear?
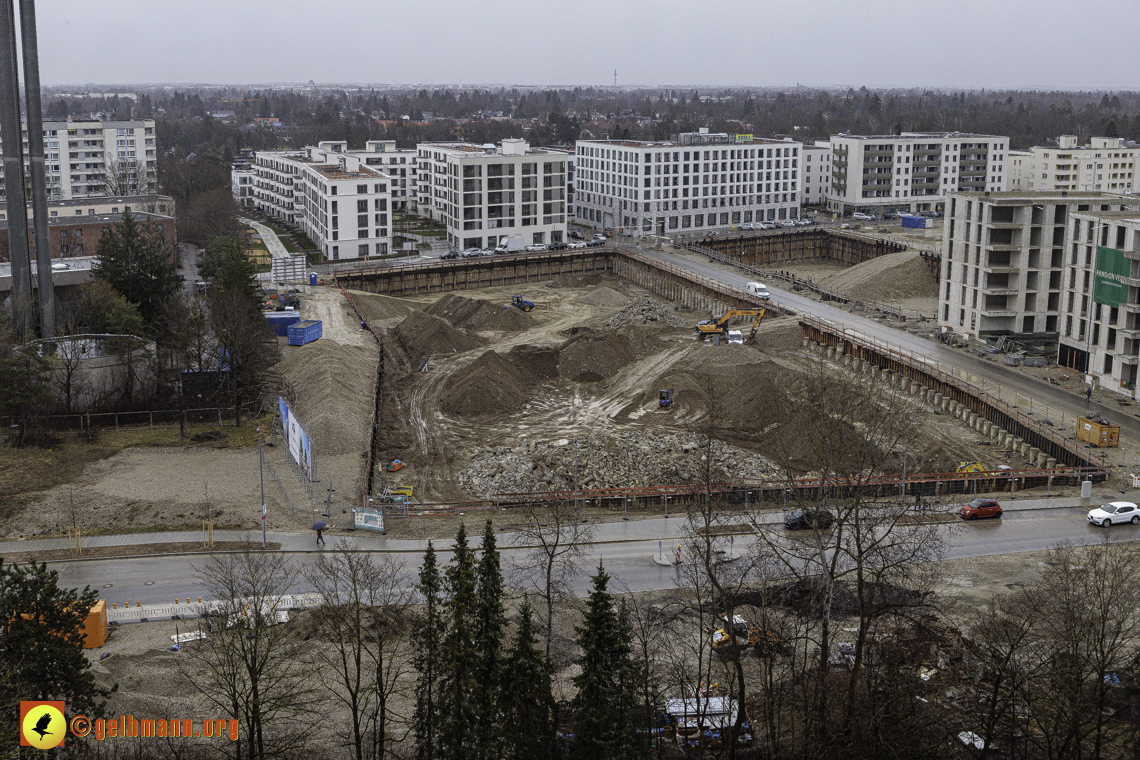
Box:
[457,429,775,495]
[603,297,690,328]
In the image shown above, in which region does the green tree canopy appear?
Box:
[0,560,115,716]
[0,348,52,447]
[91,208,178,327]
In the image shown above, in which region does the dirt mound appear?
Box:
[392,311,483,367]
[603,296,689,327]
[275,340,376,455]
[819,251,937,303]
[577,286,630,307]
[558,329,635,383]
[440,350,536,417]
[349,291,418,325]
[508,344,561,379]
[425,294,535,331]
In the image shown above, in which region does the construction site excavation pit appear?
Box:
[346,275,1000,534]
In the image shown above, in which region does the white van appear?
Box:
[745,281,770,301]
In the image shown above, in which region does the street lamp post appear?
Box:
[258,426,266,549]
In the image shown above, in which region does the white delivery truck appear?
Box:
[745,281,770,300]
[494,236,526,254]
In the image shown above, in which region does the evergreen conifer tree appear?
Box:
[570,563,644,760]
[439,523,477,759]
[412,542,443,760]
[503,600,556,760]
[91,208,178,326]
[472,520,507,760]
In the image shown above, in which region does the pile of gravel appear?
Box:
[603,296,689,328]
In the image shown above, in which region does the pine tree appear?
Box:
[503,600,556,760]
[91,208,178,327]
[412,542,443,760]
[570,563,644,760]
[472,520,507,760]
[439,523,478,759]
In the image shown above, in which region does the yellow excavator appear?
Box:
[711,614,785,657]
[955,461,986,474]
[695,308,765,342]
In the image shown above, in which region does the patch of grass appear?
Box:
[0,420,262,500]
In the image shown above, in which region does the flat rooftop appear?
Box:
[833,132,1006,140]
[0,211,172,230]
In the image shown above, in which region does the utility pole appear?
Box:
[19,0,52,337]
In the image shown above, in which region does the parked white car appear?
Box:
[853,212,874,221]
[1088,501,1140,527]
[524,243,547,252]
[567,240,587,249]
[739,223,754,231]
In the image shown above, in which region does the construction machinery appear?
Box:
[659,389,674,410]
[511,295,535,312]
[955,461,985,474]
[384,459,405,472]
[695,308,765,342]
[711,614,785,657]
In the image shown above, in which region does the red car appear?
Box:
[958,498,1003,520]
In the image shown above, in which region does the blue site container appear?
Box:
[901,215,932,229]
[288,319,323,346]
[265,311,301,336]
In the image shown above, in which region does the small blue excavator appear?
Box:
[659,389,674,410]
[511,295,535,312]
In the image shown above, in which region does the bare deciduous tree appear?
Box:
[305,542,414,760]
[184,545,316,760]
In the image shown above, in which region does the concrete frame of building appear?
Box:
[1057,207,1140,399]
[939,191,1140,342]
[0,119,157,201]
[826,132,1008,218]
[574,132,803,236]
[415,139,568,250]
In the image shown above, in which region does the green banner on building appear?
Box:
[1095,246,1130,307]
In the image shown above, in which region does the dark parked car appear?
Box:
[958,498,1003,520]
[440,250,459,260]
[784,508,835,530]
[548,242,569,251]
[586,238,607,247]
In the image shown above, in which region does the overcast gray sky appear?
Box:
[37,0,1140,90]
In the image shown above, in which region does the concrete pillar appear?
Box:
[802,338,810,348]
[948,401,958,415]
[826,347,835,360]
[1046,457,1058,468]
[871,367,881,380]
[933,392,943,407]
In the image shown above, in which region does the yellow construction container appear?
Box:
[81,600,109,648]
[1076,417,1120,448]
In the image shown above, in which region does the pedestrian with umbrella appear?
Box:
[313,521,327,546]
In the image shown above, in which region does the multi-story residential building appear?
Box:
[1057,205,1140,397]
[416,139,568,250]
[233,167,255,209]
[1006,150,1033,190]
[245,141,393,261]
[575,130,803,236]
[1013,136,1138,194]
[802,141,831,206]
[827,132,1009,217]
[0,119,157,202]
[357,141,419,212]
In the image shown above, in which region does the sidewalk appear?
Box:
[240,217,290,259]
[0,495,1099,562]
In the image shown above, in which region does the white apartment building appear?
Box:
[1057,206,1140,397]
[575,130,803,236]
[416,139,568,250]
[0,119,156,201]
[357,141,419,212]
[245,141,394,261]
[827,132,1008,217]
[1013,136,1138,194]
[802,141,831,206]
[1006,150,1033,190]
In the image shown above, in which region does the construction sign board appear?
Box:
[1095,246,1130,307]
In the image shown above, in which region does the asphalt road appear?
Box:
[52,506,1128,608]
[625,240,1140,447]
